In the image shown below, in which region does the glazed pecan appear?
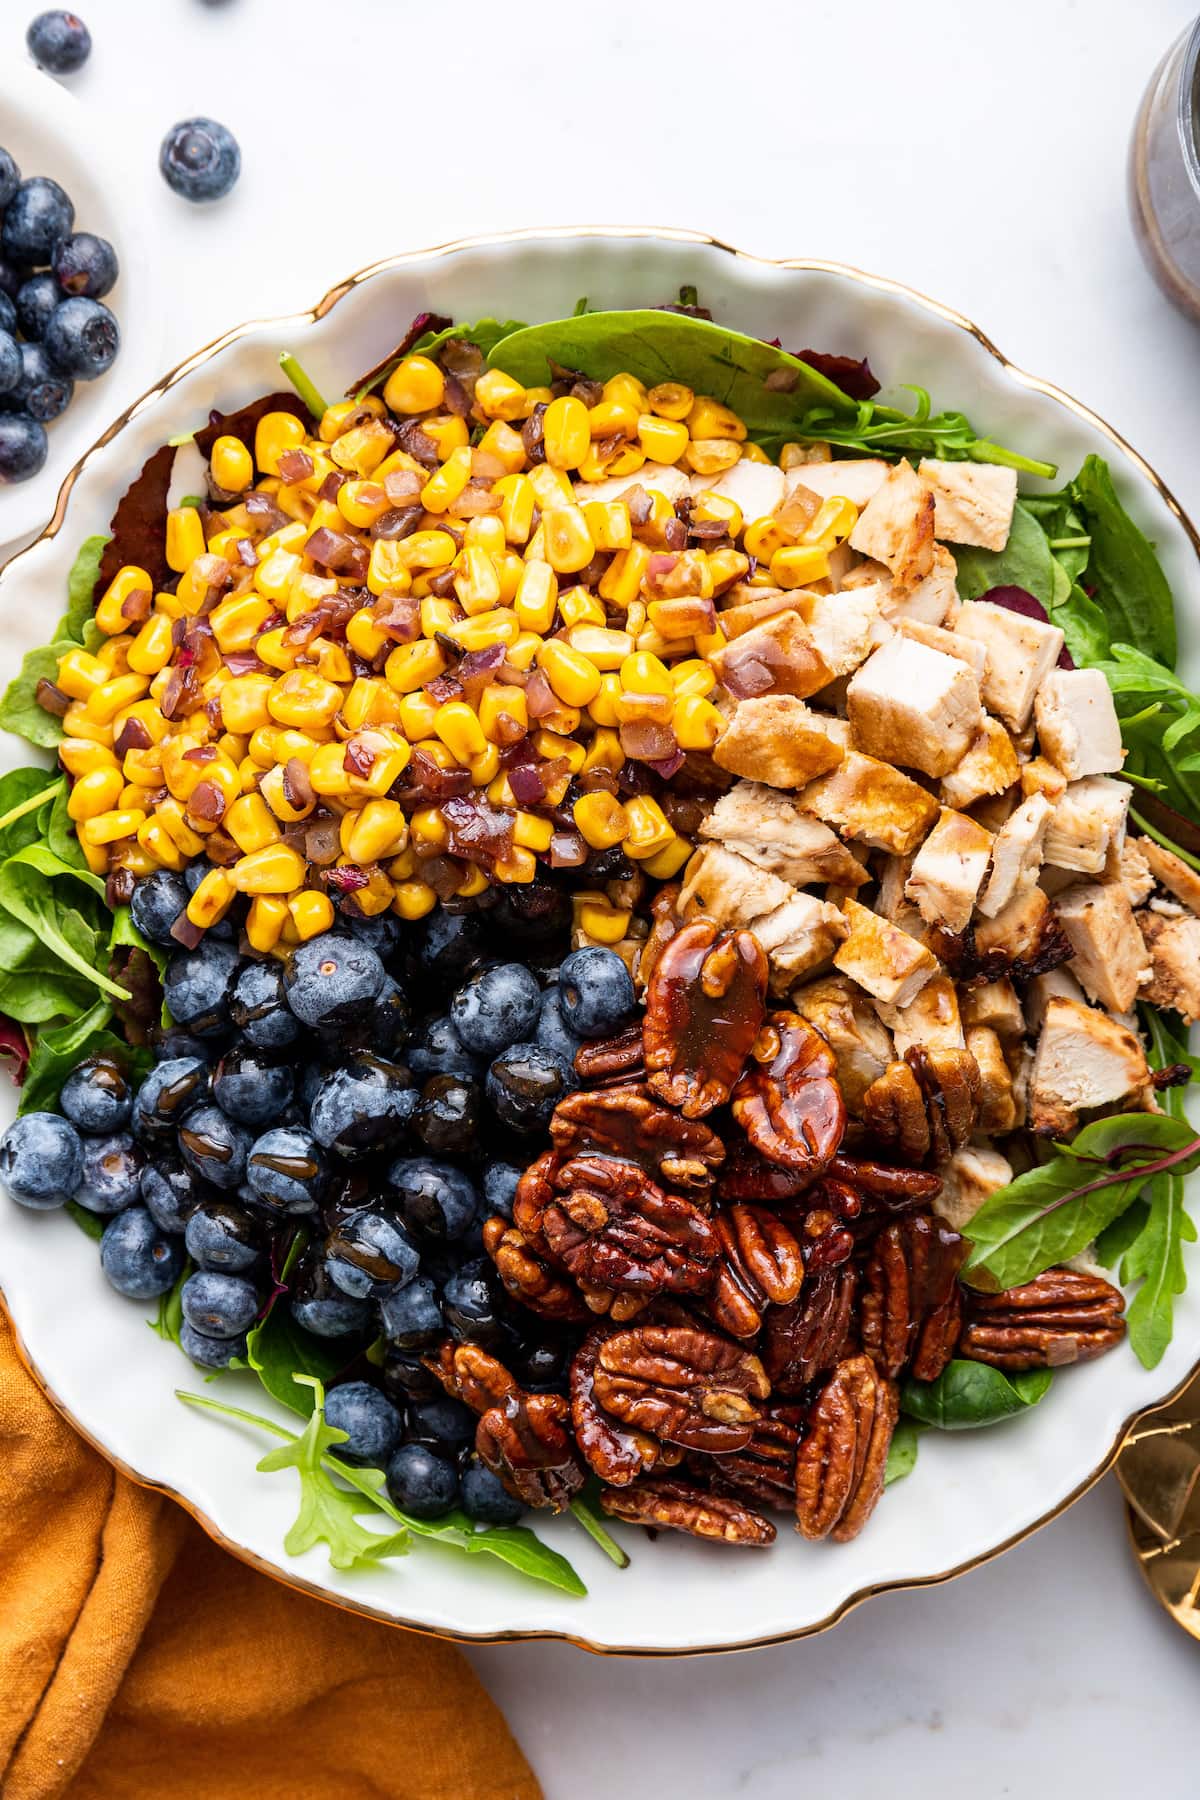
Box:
[550,1084,724,1191]
[599,1477,775,1546]
[635,882,683,992]
[702,1411,801,1512]
[731,1012,846,1179]
[861,1045,981,1167]
[827,1154,944,1210]
[592,1323,770,1453]
[573,1026,645,1086]
[643,917,768,1118]
[575,1280,648,1322]
[425,1340,516,1412]
[707,1204,806,1339]
[476,1389,587,1510]
[570,1326,684,1486]
[717,1141,810,1205]
[540,1153,721,1296]
[860,1213,967,1380]
[960,1267,1126,1369]
[795,1354,899,1543]
[762,1265,857,1394]
[482,1216,588,1322]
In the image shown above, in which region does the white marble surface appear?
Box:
[5,0,1200,1787]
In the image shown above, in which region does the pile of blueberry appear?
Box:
[0,872,638,1523]
[0,145,119,484]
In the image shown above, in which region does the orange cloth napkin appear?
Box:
[0,1303,540,1800]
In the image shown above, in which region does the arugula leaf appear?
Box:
[901,1362,1053,1429]
[962,1112,1200,1293]
[567,1484,631,1569]
[1071,453,1176,667]
[883,1417,923,1484]
[242,1296,345,1417]
[19,995,150,1115]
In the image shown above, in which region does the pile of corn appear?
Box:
[45,349,859,953]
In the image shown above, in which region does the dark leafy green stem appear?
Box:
[568,1490,630,1569]
[278,352,327,420]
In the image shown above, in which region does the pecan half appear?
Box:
[635,882,682,992]
[861,1046,980,1167]
[762,1265,857,1394]
[574,1025,645,1086]
[570,1326,684,1486]
[960,1267,1126,1369]
[731,1011,846,1179]
[482,1215,588,1322]
[860,1213,967,1380]
[550,1084,724,1191]
[425,1340,517,1412]
[717,1141,810,1204]
[592,1323,770,1453]
[476,1390,587,1510]
[643,918,768,1118]
[599,1477,775,1546]
[707,1204,805,1338]
[702,1411,800,1512]
[827,1154,944,1209]
[795,1354,899,1543]
[541,1153,721,1296]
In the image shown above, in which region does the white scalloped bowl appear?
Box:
[0,229,1197,1655]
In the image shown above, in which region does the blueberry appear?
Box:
[1,177,74,264]
[325,1207,419,1299]
[160,117,241,202]
[9,340,73,422]
[341,910,402,959]
[358,974,409,1056]
[60,1054,132,1133]
[246,1125,324,1216]
[100,1207,184,1299]
[418,909,488,987]
[184,1198,262,1271]
[451,962,541,1057]
[325,1381,404,1467]
[556,946,636,1038]
[0,329,19,395]
[0,257,27,301]
[180,1269,259,1339]
[0,412,47,483]
[139,1157,202,1234]
[180,1320,247,1368]
[512,1336,570,1391]
[72,1130,142,1215]
[442,1262,504,1347]
[0,149,19,210]
[212,1045,294,1127]
[388,1156,477,1240]
[178,1103,252,1190]
[377,1275,443,1349]
[481,1160,521,1221]
[309,1056,416,1161]
[152,1029,210,1064]
[381,1345,441,1404]
[0,1111,82,1207]
[490,879,571,944]
[130,870,190,947]
[164,939,239,1036]
[385,1442,458,1519]
[227,961,295,1053]
[407,1394,475,1453]
[486,1043,573,1133]
[288,1257,371,1338]
[460,1458,523,1525]
[534,986,583,1066]
[132,1057,211,1144]
[406,1012,483,1080]
[26,11,92,74]
[16,271,61,341]
[43,296,119,380]
[284,934,384,1030]
[53,231,117,298]
[413,1073,480,1155]
[0,293,15,337]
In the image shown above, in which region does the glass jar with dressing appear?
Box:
[1130,18,1200,318]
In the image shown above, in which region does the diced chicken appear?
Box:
[916,459,1018,551]
[846,636,983,779]
[1042,775,1131,876]
[875,973,964,1055]
[798,585,894,678]
[1140,837,1200,914]
[875,853,913,921]
[895,616,988,680]
[847,460,935,591]
[1114,837,1156,908]
[710,610,832,701]
[1025,966,1087,1034]
[688,460,786,519]
[1055,881,1150,1012]
[977,793,1053,918]
[973,885,1055,967]
[1019,756,1068,804]
[800,750,940,855]
[793,974,895,1114]
[844,545,960,627]
[712,694,845,788]
[716,585,804,640]
[961,977,1024,1040]
[807,713,853,748]
[573,462,690,508]
[1033,668,1124,779]
[1028,995,1153,1135]
[905,807,993,933]
[752,892,848,990]
[678,845,792,930]
[936,1145,1014,1233]
[972,790,1019,835]
[699,781,868,888]
[1138,910,1200,1023]
[789,458,890,509]
[954,602,1065,731]
[939,715,1021,809]
[966,1025,1020,1133]
[832,897,939,1006]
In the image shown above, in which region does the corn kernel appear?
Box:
[579,498,631,553]
[581,728,623,775]
[620,651,673,697]
[687,396,747,442]
[576,445,618,483]
[641,834,693,878]
[419,595,462,638]
[506,630,541,671]
[122,612,174,676]
[475,369,528,422]
[588,398,639,441]
[421,415,470,462]
[603,373,649,414]
[799,495,859,548]
[447,609,519,653]
[225,791,282,854]
[513,811,554,853]
[514,561,558,634]
[385,639,447,693]
[491,472,534,545]
[542,396,590,471]
[577,899,632,944]
[453,546,502,615]
[86,673,151,726]
[671,659,716,698]
[54,648,106,701]
[542,506,594,574]
[243,895,286,952]
[344,799,409,864]
[574,790,629,849]
[624,795,676,860]
[599,541,652,608]
[135,818,185,871]
[478,683,527,742]
[434,699,488,765]
[78,807,146,847]
[493,845,538,884]
[392,880,437,920]
[216,673,272,736]
[636,414,689,463]
[559,588,606,630]
[587,672,622,728]
[684,438,742,476]
[181,867,233,929]
[95,566,153,637]
[255,411,307,476]
[706,546,750,592]
[531,728,586,776]
[253,546,303,604]
[165,506,206,573]
[410,806,448,851]
[383,354,445,416]
[330,418,395,475]
[395,690,439,742]
[59,738,117,778]
[672,694,726,750]
[304,741,352,798]
[267,669,344,730]
[538,639,602,708]
[229,844,306,894]
[331,479,386,531]
[67,766,124,821]
[565,625,635,669]
[455,864,489,898]
[643,380,691,420]
[476,421,527,477]
[528,464,575,511]
[421,445,472,513]
[468,742,501,785]
[770,544,832,588]
[209,434,253,493]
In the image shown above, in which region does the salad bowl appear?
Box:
[1,227,1198,1654]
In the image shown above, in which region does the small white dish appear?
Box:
[0,59,162,549]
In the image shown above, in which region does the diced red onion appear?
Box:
[305,817,341,864]
[277,448,315,484]
[35,679,69,719]
[525,669,558,719]
[549,828,587,868]
[620,718,677,761]
[305,527,369,579]
[509,761,548,805]
[170,913,205,949]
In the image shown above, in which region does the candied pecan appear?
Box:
[702,1412,800,1512]
[707,1204,805,1339]
[643,918,767,1118]
[717,1141,810,1205]
[861,1046,981,1167]
[570,1327,684,1486]
[731,1011,846,1179]
[827,1154,944,1209]
[599,1477,775,1546]
[860,1213,967,1380]
[592,1324,770,1453]
[482,1216,588,1322]
[762,1265,857,1394]
[795,1354,899,1543]
[960,1268,1126,1370]
[573,1026,645,1086]
[541,1153,721,1296]
[426,1340,517,1413]
[549,1084,724,1191]
[475,1390,586,1510]
[576,1280,648,1322]
[635,881,682,991]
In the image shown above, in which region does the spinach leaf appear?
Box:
[901,1362,1053,1429]
[60,535,108,643]
[242,1297,345,1417]
[0,843,128,1004]
[46,783,87,870]
[883,1417,924,1484]
[19,997,130,1115]
[0,768,62,855]
[0,535,110,747]
[954,500,1058,606]
[65,1200,104,1242]
[1071,454,1177,668]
